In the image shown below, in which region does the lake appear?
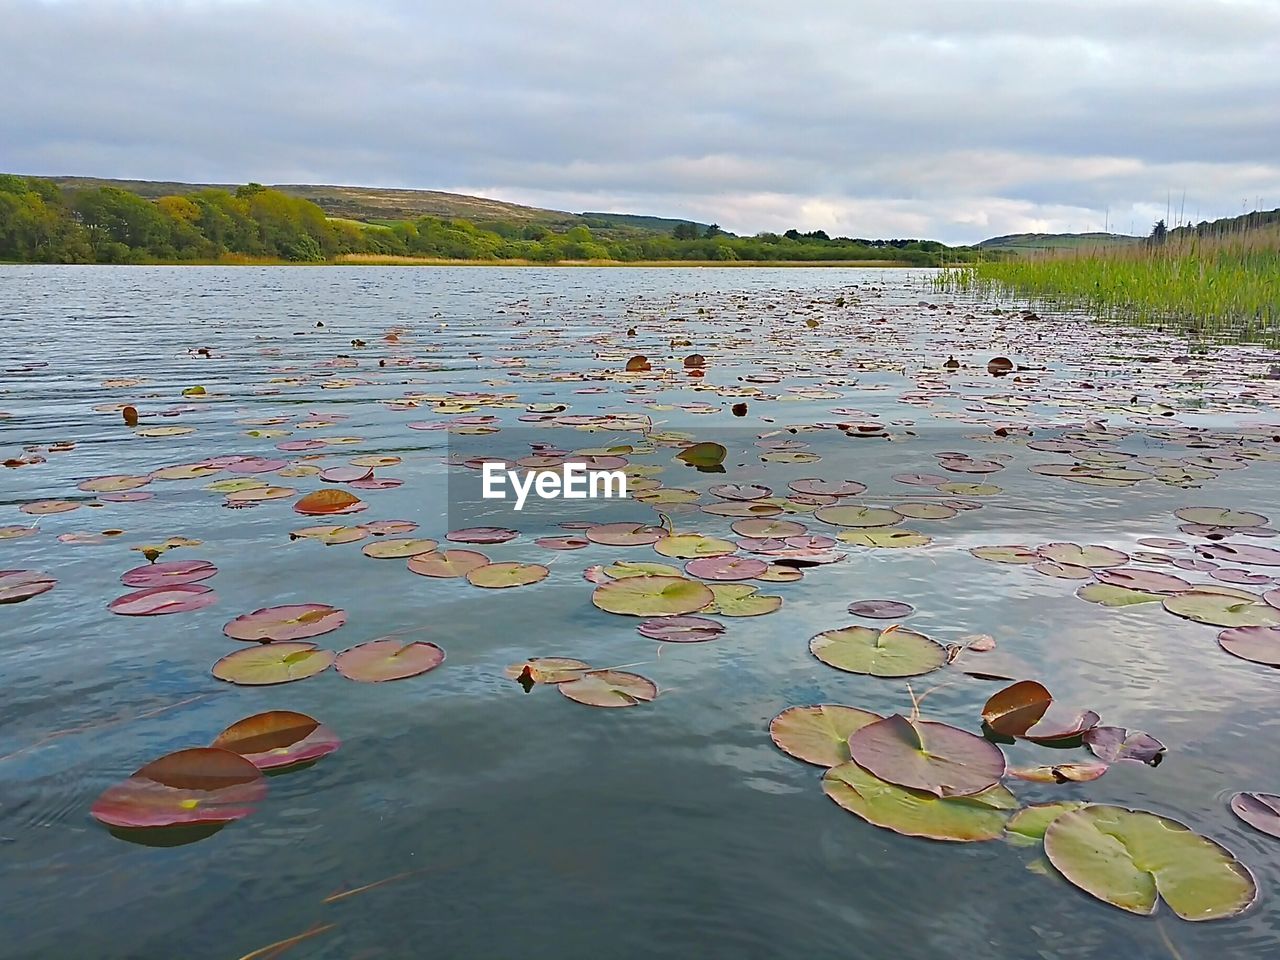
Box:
[2,265,1280,959]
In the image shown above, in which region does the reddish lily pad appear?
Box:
[407,550,490,578]
[108,584,217,616]
[1218,625,1280,666]
[1083,726,1166,766]
[1196,543,1280,567]
[211,711,341,769]
[982,681,1052,737]
[0,569,57,604]
[223,603,347,642]
[790,478,866,497]
[847,599,915,619]
[769,705,881,767]
[585,522,667,547]
[1009,763,1109,784]
[848,714,1006,798]
[1094,568,1192,593]
[636,615,725,642]
[684,556,769,581]
[293,489,367,515]
[120,559,217,588]
[335,638,445,681]
[1174,507,1267,528]
[446,526,518,544]
[91,748,267,829]
[1230,793,1280,840]
[212,642,334,685]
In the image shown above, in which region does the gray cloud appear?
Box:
[3,0,1279,242]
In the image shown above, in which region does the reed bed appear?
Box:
[937,224,1280,347]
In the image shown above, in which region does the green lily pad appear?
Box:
[1163,589,1280,628]
[809,625,947,677]
[466,562,549,589]
[702,583,783,616]
[1036,542,1129,568]
[1076,583,1164,607]
[591,575,714,617]
[838,529,932,548]
[1006,802,1088,842]
[822,761,1016,842]
[653,534,737,559]
[211,642,334,685]
[1174,507,1267,528]
[601,560,683,579]
[1044,805,1257,920]
[769,705,881,767]
[970,545,1040,564]
[558,669,658,707]
[848,714,1006,798]
[814,505,903,528]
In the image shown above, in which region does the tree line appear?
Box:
[0,175,981,265]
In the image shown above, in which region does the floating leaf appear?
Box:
[1217,625,1280,666]
[1163,589,1280,628]
[91,748,267,829]
[636,615,725,642]
[1174,507,1267,528]
[212,642,334,685]
[848,714,1006,797]
[1076,582,1163,607]
[446,526,518,544]
[120,559,217,588]
[1230,793,1280,840]
[1043,805,1256,920]
[814,505,902,528]
[558,669,657,707]
[848,599,915,619]
[810,625,947,677]
[839,530,932,549]
[684,555,768,580]
[675,442,726,468]
[503,657,590,684]
[293,489,366,515]
[1009,764,1108,784]
[361,538,439,559]
[211,711,341,769]
[970,545,1040,564]
[466,562,549,589]
[223,603,347,642]
[982,680,1052,737]
[1083,726,1166,766]
[653,534,736,559]
[1037,543,1129,568]
[585,522,665,546]
[823,761,1016,842]
[335,638,445,681]
[702,583,782,616]
[108,584,217,616]
[769,705,881,767]
[0,569,57,604]
[407,550,490,578]
[1006,802,1088,841]
[591,575,714,617]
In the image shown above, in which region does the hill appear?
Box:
[976,232,1142,254]
[41,176,710,237]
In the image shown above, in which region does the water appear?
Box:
[2,265,1280,959]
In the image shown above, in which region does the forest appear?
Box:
[0,175,980,266]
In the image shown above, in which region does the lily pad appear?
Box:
[769,705,881,767]
[1076,583,1163,607]
[1007,802,1088,841]
[91,748,267,829]
[848,714,1006,798]
[822,761,1016,842]
[847,599,914,619]
[108,584,217,616]
[407,550,490,578]
[504,657,590,684]
[637,615,725,642]
[810,625,947,677]
[1037,543,1129,568]
[789,478,866,497]
[1083,726,1166,766]
[1196,542,1280,567]
[1094,568,1191,593]
[982,680,1052,737]
[970,545,1040,564]
[223,603,347,642]
[120,559,217,587]
[585,522,666,546]
[730,518,807,539]
[293,489,366,515]
[0,569,57,604]
[335,638,445,681]
[1174,507,1267,528]
[1009,763,1108,784]
[653,534,737,559]
[446,526,518,544]
[684,556,769,581]
[839,530,932,549]
[211,710,341,770]
[1163,589,1280,628]
[360,538,439,559]
[1217,625,1280,666]
[1230,793,1280,840]
[212,642,335,685]
[702,583,783,616]
[591,576,714,617]
[558,669,658,707]
[814,505,902,528]
[466,562,549,588]
[1043,805,1256,920]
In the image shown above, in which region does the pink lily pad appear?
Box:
[335,638,445,681]
[636,615,725,642]
[210,710,341,770]
[108,584,217,616]
[684,556,769,581]
[0,569,57,604]
[90,748,267,828]
[1218,625,1280,666]
[1230,793,1280,839]
[848,714,1006,798]
[320,465,374,483]
[120,559,218,588]
[446,526,518,544]
[1083,726,1166,766]
[789,478,866,497]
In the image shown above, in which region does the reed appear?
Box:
[937,223,1280,346]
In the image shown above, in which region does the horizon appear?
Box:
[3,1,1278,245]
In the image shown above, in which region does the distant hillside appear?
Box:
[1169,207,1280,239]
[977,232,1142,254]
[41,176,709,237]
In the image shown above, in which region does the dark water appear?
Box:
[2,265,1280,959]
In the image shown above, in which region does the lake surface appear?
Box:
[2,265,1280,960]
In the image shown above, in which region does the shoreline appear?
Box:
[0,256,926,269]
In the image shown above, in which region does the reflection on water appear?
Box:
[1,265,1279,959]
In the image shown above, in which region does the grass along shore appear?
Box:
[334,253,917,267]
[938,224,1280,346]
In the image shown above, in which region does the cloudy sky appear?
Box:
[3,0,1279,243]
